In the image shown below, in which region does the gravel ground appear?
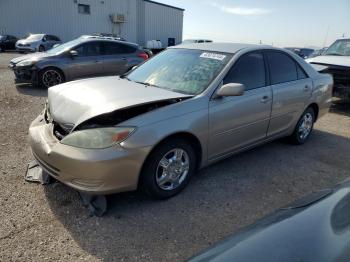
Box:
[0,52,350,261]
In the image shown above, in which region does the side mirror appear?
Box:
[216,83,245,97]
[69,50,78,57]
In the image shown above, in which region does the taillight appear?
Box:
[138,52,149,61]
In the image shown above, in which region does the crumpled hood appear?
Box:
[48,76,190,127]
[11,52,55,64]
[307,55,350,68]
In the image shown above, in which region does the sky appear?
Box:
[157,0,350,48]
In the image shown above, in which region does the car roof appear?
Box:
[171,42,270,54]
[79,37,139,47]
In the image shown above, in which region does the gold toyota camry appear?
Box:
[29,43,333,199]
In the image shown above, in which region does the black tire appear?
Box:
[38,45,45,52]
[289,107,315,145]
[140,138,197,199]
[0,46,3,52]
[39,67,65,88]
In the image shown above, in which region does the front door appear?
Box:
[65,41,105,80]
[208,51,272,160]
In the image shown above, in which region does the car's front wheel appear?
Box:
[140,138,196,199]
[289,107,315,145]
[38,45,45,52]
[39,68,64,88]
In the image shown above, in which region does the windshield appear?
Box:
[25,34,43,41]
[46,39,82,54]
[126,49,232,95]
[324,40,350,56]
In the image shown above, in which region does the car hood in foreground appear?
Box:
[307,55,350,68]
[10,52,55,64]
[48,76,191,127]
[190,180,350,262]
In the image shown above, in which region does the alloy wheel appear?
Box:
[42,70,62,87]
[156,148,190,191]
[298,113,313,140]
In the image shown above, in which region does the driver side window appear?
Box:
[74,42,101,57]
[223,52,266,91]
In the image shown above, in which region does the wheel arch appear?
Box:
[38,66,66,82]
[308,103,319,121]
[138,131,203,185]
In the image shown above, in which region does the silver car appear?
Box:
[15,34,61,52]
[29,43,333,199]
[9,38,148,88]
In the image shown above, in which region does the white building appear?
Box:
[0,0,184,47]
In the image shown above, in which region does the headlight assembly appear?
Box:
[17,60,36,67]
[60,127,135,149]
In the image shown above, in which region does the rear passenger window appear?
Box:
[103,42,136,55]
[297,64,308,79]
[223,52,266,90]
[266,51,298,84]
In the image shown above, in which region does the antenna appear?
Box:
[322,26,330,48]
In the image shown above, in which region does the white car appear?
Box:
[16,34,61,52]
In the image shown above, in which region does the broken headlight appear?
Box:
[60,127,135,149]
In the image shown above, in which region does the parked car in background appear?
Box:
[182,39,213,44]
[307,39,350,98]
[9,37,149,88]
[15,34,61,52]
[28,43,332,199]
[0,34,18,51]
[310,47,328,58]
[285,47,315,59]
[80,33,127,42]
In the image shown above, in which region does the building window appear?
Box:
[78,4,90,14]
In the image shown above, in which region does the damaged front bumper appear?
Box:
[8,63,39,85]
[28,113,151,195]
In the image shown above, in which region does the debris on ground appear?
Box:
[25,161,52,185]
[79,193,107,217]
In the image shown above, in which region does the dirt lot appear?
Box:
[0,52,350,261]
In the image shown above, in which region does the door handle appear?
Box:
[304,85,311,91]
[261,96,270,103]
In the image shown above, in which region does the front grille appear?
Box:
[53,122,74,140]
[315,63,350,87]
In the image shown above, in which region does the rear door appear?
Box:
[65,41,105,79]
[265,50,313,137]
[100,41,139,75]
[208,51,272,160]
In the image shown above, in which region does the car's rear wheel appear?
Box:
[140,138,196,199]
[39,68,64,88]
[38,45,45,52]
[289,107,315,145]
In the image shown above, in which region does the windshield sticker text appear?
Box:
[200,53,226,61]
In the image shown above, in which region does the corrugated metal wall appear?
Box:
[0,0,138,42]
[0,0,183,46]
[144,1,183,46]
